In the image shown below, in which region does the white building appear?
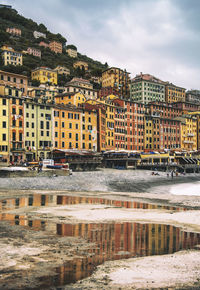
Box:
[33,31,46,39]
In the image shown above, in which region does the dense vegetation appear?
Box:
[0,7,107,85]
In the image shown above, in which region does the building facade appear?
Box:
[49,41,62,54]
[102,67,130,98]
[73,61,88,71]
[33,31,46,39]
[165,83,186,103]
[66,48,77,58]
[0,70,28,95]
[6,27,21,36]
[1,46,23,66]
[130,73,165,104]
[31,67,58,85]
[27,47,41,58]
[55,66,70,76]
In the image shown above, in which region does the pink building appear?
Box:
[27,47,41,58]
[39,41,49,48]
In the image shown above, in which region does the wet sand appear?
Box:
[0,169,200,289]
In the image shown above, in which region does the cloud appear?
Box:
[4,0,200,89]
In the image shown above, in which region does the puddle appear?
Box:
[0,194,199,288]
[0,194,187,211]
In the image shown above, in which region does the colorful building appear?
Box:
[6,27,21,36]
[1,46,23,66]
[49,41,62,54]
[31,67,58,85]
[55,66,70,76]
[53,103,97,151]
[73,61,88,71]
[0,70,28,95]
[8,87,24,163]
[165,82,185,103]
[180,115,197,151]
[66,47,77,58]
[27,47,41,58]
[0,85,9,163]
[102,67,130,98]
[130,73,165,104]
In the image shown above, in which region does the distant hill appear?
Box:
[0,7,107,86]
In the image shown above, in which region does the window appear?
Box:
[26,122,29,128]
[76,133,78,141]
[26,113,29,118]
[32,123,34,128]
[62,132,65,138]
[40,121,44,129]
[32,113,34,118]
[76,143,78,148]
[2,134,6,141]
[76,124,78,129]
[3,110,6,116]
[89,135,91,140]
[55,121,58,127]
[62,112,65,118]
[2,121,6,128]
[69,133,72,138]
[55,132,58,138]
[2,99,6,105]
[82,143,85,149]
[69,123,72,129]
[62,142,65,148]
[62,122,65,128]
[19,121,22,127]
[46,121,50,129]
[82,134,85,140]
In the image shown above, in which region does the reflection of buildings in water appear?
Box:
[0,194,200,287]
[56,222,200,286]
[0,193,187,212]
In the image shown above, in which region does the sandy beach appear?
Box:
[0,169,200,289]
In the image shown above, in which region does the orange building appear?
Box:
[0,70,28,95]
[49,41,62,54]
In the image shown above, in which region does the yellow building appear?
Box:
[7,86,24,163]
[180,115,197,151]
[66,48,77,58]
[31,67,58,85]
[102,67,130,98]
[0,85,9,163]
[165,83,186,103]
[53,104,82,150]
[55,92,86,107]
[53,103,97,151]
[73,60,88,71]
[188,112,200,151]
[1,46,23,66]
[97,95,118,151]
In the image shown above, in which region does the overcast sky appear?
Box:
[3,0,200,89]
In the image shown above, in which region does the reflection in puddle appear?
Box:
[0,194,199,287]
[0,194,187,211]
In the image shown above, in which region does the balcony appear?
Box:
[187,133,194,137]
[183,140,194,144]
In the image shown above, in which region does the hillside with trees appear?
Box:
[0,7,107,85]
